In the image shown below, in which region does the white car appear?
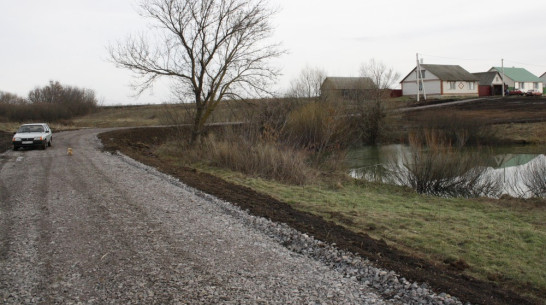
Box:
[12,123,53,150]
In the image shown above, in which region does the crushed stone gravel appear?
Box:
[1,129,468,304]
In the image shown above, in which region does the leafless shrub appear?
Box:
[406,111,489,147]
[0,82,98,122]
[282,100,351,153]
[353,59,401,145]
[286,66,327,100]
[387,132,502,197]
[0,91,26,105]
[172,126,313,185]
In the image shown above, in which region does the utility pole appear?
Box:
[416,53,426,101]
[416,53,420,102]
[501,58,505,97]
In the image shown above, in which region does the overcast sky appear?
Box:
[1,0,545,105]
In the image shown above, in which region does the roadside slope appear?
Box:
[99,127,542,305]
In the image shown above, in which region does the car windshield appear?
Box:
[17,125,43,133]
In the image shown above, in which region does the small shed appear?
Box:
[320,77,375,100]
[473,71,504,96]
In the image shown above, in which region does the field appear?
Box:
[2,96,546,305]
[403,97,546,144]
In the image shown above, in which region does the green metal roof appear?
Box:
[491,67,541,82]
[491,154,540,169]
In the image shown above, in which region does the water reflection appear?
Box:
[347,144,546,197]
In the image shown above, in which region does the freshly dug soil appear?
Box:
[406,97,546,125]
[99,127,542,305]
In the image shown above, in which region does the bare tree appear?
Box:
[0,91,26,105]
[286,66,327,99]
[109,0,284,144]
[356,59,400,144]
[359,59,400,97]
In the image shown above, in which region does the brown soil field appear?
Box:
[98,127,541,305]
[405,96,546,124]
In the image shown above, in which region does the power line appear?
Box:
[418,53,490,62]
[503,59,546,69]
[418,53,546,70]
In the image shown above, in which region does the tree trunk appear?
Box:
[190,103,204,145]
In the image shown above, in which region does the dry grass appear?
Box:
[157,134,314,185]
[490,122,546,144]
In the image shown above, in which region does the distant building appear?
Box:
[489,67,543,93]
[540,72,546,93]
[320,77,375,100]
[473,71,504,96]
[400,64,479,97]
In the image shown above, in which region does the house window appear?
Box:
[519,82,525,89]
[468,82,475,90]
[449,81,456,90]
[534,82,539,89]
[420,70,426,78]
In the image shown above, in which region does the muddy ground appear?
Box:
[99,127,542,305]
[405,96,546,125]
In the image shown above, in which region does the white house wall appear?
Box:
[402,67,479,96]
[402,80,442,96]
[514,81,543,92]
[491,74,504,85]
[442,81,479,95]
[502,77,515,88]
[402,68,442,95]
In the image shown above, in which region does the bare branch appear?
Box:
[109,0,284,143]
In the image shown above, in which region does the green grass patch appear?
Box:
[185,163,546,295]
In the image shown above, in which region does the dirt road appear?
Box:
[0,129,395,304]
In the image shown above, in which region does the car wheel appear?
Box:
[42,142,47,150]
[48,139,52,147]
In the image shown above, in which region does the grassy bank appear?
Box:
[177,160,545,300]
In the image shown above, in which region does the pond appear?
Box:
[346,144,546,197]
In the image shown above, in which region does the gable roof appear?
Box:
[473,72,501,86]
[401,64,478,82]
[421,64,478,81]
[321,77,375,90]
[540,72,546,79]
[490,67,541,82]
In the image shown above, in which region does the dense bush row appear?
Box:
[0,81,98,122]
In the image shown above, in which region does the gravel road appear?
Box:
[0,129,465,304]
